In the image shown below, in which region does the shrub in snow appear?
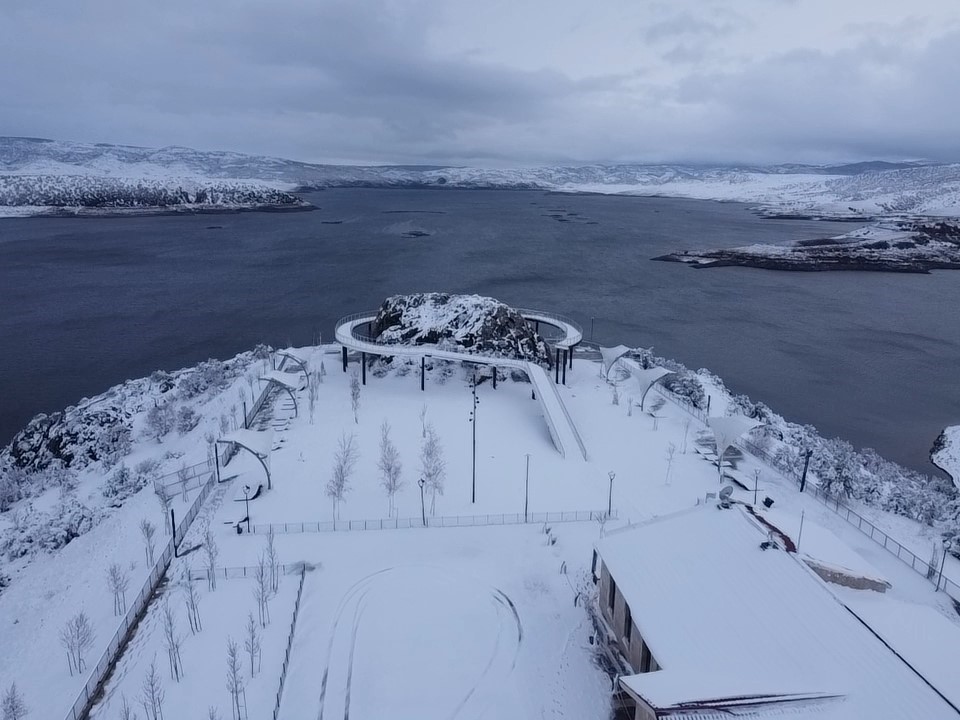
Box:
[176,405,200,435]
[1,682,28,720]
[1,496,98,560]
[178,359,229,399]
[145,403,175,442]
[252,343,272,360]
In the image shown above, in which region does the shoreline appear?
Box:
[0,201,316,219]
[931,426,960,489]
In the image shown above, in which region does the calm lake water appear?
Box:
[1,188,958,475]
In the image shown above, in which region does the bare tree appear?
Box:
[1,683,27,720]
[420,425,446,515]
[611,384,620,406]
[243,612,261,677]
[219,414,230,436]
[681,419,691,454]
[230,404,239,431]
[326,432,358,520]
[349,371,361,424]
[140,518,157,565]
[419,404,428,438]
[225,638,244,720]
[265,528,280,593]
[139,659,165,720]
[180,563,203,634]
[378,421,403,517]
[307,371,320,424]
[161,600,184,682]
[665,442,677,485]
[204,531,220,591]
[177,463,189,503]
[154,484,171,535]
[208,708,221,720]
[205,431,218,467]
[119,693,136,720]
[107,563,130,615]
[253,555,271,627]
[59,611,94,676]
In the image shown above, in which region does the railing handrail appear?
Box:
[248,509,617,535]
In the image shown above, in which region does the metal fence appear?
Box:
[157,457,216,498]
[188,563,295,582]
[273,566,307,720]
[736,435,960,603]
[250,509,617,535]
[648,384,960,603]
[63,470,217,720]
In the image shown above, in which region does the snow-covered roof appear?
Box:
[217,429,272,459]
[842,594,960,711]
[260,369,301,391]
[596,506,955,719]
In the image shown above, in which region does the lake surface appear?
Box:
[1,188,958,475]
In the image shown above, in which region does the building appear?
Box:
[592,504,957,719]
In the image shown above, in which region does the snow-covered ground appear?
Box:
[2,340,959,719]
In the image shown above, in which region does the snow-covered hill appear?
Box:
[4,136,960,217]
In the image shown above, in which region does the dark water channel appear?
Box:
[1,188,958,475]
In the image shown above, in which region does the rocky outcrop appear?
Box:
[370,293,553,366]
[653,220,960,273]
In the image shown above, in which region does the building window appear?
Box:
[608,577,617,611]
[624,605,632,643]
[641,642,652,673]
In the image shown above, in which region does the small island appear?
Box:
[653,220,960,273]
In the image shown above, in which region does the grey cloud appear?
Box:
[0,1,958,165]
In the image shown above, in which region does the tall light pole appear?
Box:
[524,453,531,522]
[590,317,596,342]
[468,371,479,503]
[418,477,426,527]
[607,471,616,518]
[242,484,251,533]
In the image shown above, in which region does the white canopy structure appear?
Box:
[260,369,301,418]
[217,428,274,489]
[627,367,675,411]
[706,416,761,483]
[599,345,631,378]
[277,349,310,385]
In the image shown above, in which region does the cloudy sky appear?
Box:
[2,0,958,165]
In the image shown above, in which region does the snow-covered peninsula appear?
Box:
[4,136,960,220]
[654,220,960,273]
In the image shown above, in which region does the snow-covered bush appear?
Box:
[102,463,148,503]
[96,422,132,470]
[1,497,98,560]
[176,406,200,435]
[145,403,175,442]
[178,359,230,399]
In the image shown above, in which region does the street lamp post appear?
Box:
[469,372,479,503]
[242,484,251,533]
[524,453,531,522]
[418,477,426,527]
[590,317,596,342]
[607,471,616,518]
[800,449,813,493]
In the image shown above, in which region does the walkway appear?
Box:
[335,311,587,460]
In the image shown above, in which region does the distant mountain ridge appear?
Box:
[2,136,959,217]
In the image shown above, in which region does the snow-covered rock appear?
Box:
[931,426,960,490]
[370,293,553,366]
[654,220,960,273]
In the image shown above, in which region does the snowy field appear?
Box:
[3,342,960,719]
